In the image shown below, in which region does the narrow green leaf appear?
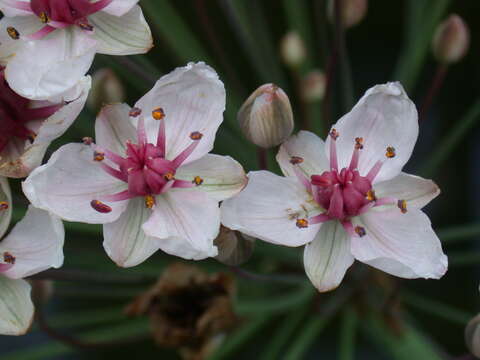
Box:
[363,314,443,360]
[402,291,472,325]
[261,306,310,360]
[421,98,480,177]
[283,315,329,360]
[437,223,480,244]
[393,0,451,92]
[338,307,358,360]
[209,316,271,360]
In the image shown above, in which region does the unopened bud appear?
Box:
[328,0,368,29]
[30,279,54,306]
[238,84,294,148]
[466,313,480,357]
[87,68,125,112]
[432,14,470,64]
[214,226,255,266]
[301,70,326,102]
[280,31,307,68]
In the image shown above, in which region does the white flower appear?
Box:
[23,62,247,267]
[0,176,64,335]
[0,70,90,178]
[221,82,448,292]
[0,0,152,100]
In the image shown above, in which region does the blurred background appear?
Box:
[3,0,480,359]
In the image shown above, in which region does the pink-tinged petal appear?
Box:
[31,76,90,146]
[0,139,48,178]
[0,205,64,279]
[5,27,96,100]
[101,0,139,16]
[304,220,354,292]
[175,154,247,201]
[142,189,220,260]
[95,103,136,156]
[22,143,128,224]
[0,278,33,336]
[276,130,329,178]
[0,177,12,239]
[325,83,418,183]
[0,0,32,16]
[221,171,321,247]
[351,208,447,279]
[134,62,225,164]
[90,5,152,55]
[103,197,160,267]
[373,172,440,209]
[0,16,42,66]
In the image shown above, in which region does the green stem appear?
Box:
[284,316,329,360]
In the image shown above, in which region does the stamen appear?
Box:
[309,213,330,224]
[100,163,127,182]
[0,201,9,210]
[78,22,93,31]
[374,197,397,206]
[289,156,304,165]
[385,146,396,158]
[171,139,201,168]
[397,199,407,213]
[7,27,20,40]
[90,200,112,213]
[292,165,312,193]
[3,252,15,264]
[366,160,383,182]
[366,189,376,201]
[329,128,339,172]
[354,137,364,150]
[354,226,366,237]
[192,176,204,186]
[296,218,309,228]
[129,107,142,117]
[136,117,147,145]
[82,137,93,145]
[27,132,36,143]
[39,11,49,23]
[145,195,155,209]
[163,172,175,181]
[190,131,203,140]
[152,107,165,120]
[93,151,105,162]
[341,220,355,236]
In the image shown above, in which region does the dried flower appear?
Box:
[214,225,255,266]
[125,262,237,359]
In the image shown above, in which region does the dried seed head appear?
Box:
[238,84,294,148]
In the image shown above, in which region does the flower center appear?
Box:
[290,129,406,238]
[6,0,113,40]
[90,107,204,212]
[0,69,60,153]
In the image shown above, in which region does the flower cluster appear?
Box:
[0,1,449,338]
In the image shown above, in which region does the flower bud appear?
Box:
[328,0,368,29]
[214,225,255,266]
[301,70,326,102]
[238,84,294,149]
[432,14,470,64]
[280,31,307,68]
[87,68,125,112]
[466,313,480,357]
[30,279,54,306]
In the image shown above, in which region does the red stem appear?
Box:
[419,64,448,122]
